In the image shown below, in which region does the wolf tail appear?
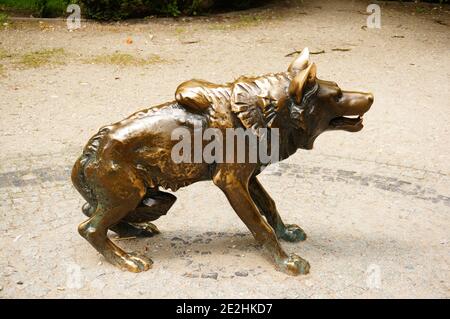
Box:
[71,126,111,217]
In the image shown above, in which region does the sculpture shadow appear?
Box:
[113,228,415,267]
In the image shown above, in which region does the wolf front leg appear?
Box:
[249,177,307,242]
[212,165,310,275]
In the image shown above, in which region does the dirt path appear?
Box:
[0,0,449,298]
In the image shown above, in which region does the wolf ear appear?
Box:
[288,63,316,104]
[308,62,316,80]
[288,47,310,74]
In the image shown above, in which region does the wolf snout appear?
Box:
[366,92,374,107]
[341,91,373,116]
[363,92,374,115]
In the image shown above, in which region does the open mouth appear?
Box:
[329,115,364,132]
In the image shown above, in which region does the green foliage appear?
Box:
[37,0,72,17]
[78,0,210,20]
[78,0,263,20]
[1,0,264,19]
[2,0,448,19]
[79,0,150,20]
[159,0,181,16]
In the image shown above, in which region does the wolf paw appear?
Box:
[117,253,153,273]
[278,224,307,242]
[276,253,310,276]
[130,221,161,237]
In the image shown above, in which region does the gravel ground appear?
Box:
[0,0,449,298]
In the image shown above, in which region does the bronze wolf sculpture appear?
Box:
[72,48,373,275]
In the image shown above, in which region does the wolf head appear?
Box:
[287,48,373,149]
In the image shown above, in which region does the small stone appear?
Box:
[201,272,218,280]
[235,271,248,277]
[16,281,23,285]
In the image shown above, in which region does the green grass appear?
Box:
[19,48,67,68]
[1,49,166,70]
[415,6,427,13]
[237,14,262,26]
[85,52,166,67]
[0,49,12,76]
[0,0,69,17]
[209,14,263,31]
[0,48,10,59]
[175,27,187,35]
[0,0,38,10]
[0,12,8,24]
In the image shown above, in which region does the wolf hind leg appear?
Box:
[81,202,158,238]
[81,189,176,238]
[78,172,153,272]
